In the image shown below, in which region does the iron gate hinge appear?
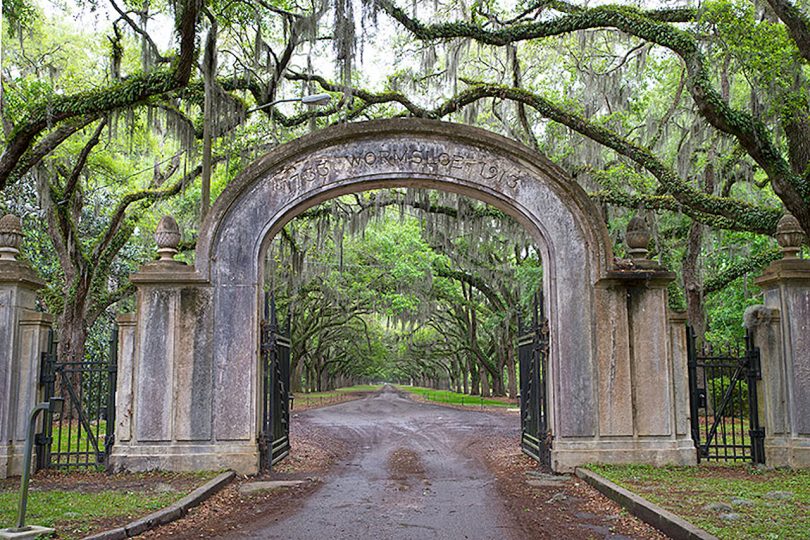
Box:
[35,433,52,446]
[748,348,762,380]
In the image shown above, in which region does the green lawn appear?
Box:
[50,420,106,453]
[293,384,382,406]
[334,384,382,393]
[0,489,183,539]
[587,463,810,539]
[395,385,515,407]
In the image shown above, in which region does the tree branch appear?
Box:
[108,0,169,64]
[64,118,107,201]
[377,1,807,212]
[704,247,783,294]
[765,0,810,62]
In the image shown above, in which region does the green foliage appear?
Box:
[2,0,38,35]
[395,385,513,407]
[3,0,806,401]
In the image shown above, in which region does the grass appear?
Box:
[395,385,515,408]
[0,488,185,539]
[50,420,107,453]
[587,463,810,539]
[293,384,382,408]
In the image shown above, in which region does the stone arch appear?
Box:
[111,119,695,473]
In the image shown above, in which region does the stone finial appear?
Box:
[155,215,181,262]
[625,216,650,260]
[0,213,23,261]
[776,214,804,259]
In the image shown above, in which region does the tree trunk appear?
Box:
[683,161,715,344]
[468,358,479,395]
[506,320,517,398]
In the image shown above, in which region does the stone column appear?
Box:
[750,214,810,467]
[0,214,51,478]
[109,216,255,473]
[114,313,137,445]
[569,217,696,469]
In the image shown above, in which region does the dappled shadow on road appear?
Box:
[468,434,667,540]
[144,386,666,539]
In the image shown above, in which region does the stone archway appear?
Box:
[110,119,695,473]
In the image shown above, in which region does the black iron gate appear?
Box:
[36,327,118,469]
[259,293,292,471]
[518,292,551,469]
[687,327,765,464]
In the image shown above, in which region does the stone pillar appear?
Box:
[749,214,810,467]
[563,217,696,469]
[114,314,137,445]
[0,214,51,478]
[109,216,255,473]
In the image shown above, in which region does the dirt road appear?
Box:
[215,386,664,540]
[223,385,516,539]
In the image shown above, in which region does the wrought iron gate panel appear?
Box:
[36,327,118,469]
[518,292,551,469]
[687,327,765,464]
[260,293,291,471]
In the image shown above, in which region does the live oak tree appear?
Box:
[265,190,540,396]
[3,0,809,367]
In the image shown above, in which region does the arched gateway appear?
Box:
[110,119,696,473]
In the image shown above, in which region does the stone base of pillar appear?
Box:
[109,442,259,474]
[0,446,8,478]
[551,437,697,472]
[0,442,26,478]
[765,436,810,468]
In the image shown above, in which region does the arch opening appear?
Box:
[257,187,552,466]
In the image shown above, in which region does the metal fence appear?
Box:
[687,327,765,464]
[36,328,118,470]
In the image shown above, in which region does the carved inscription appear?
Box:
[265,141,529,196]
[343,148,522,188]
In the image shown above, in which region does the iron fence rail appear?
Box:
[35,327,118,470]
[687,327,765,464]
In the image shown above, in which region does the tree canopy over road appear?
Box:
[1,0,808,390]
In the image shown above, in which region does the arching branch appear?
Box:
[765,0,810,62]
[376,1,807,216]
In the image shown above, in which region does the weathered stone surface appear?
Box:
[134,288,174,442]
[175,287,213,441]
[754,255,810,467]
[669,312,690,437]
[765,490,794,500]
[785,286,810,435]
[115,314,137,443]
[595,287,633,437]
[82,527,127,540]
[0,259,49,478]
[629,286,672,437]
[0,525,56,539]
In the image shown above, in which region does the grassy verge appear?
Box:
[293,384,382,409]
[395,385,515,408]
[48,419,107,457]
[0,475,211,539]
[587,463,810,539]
